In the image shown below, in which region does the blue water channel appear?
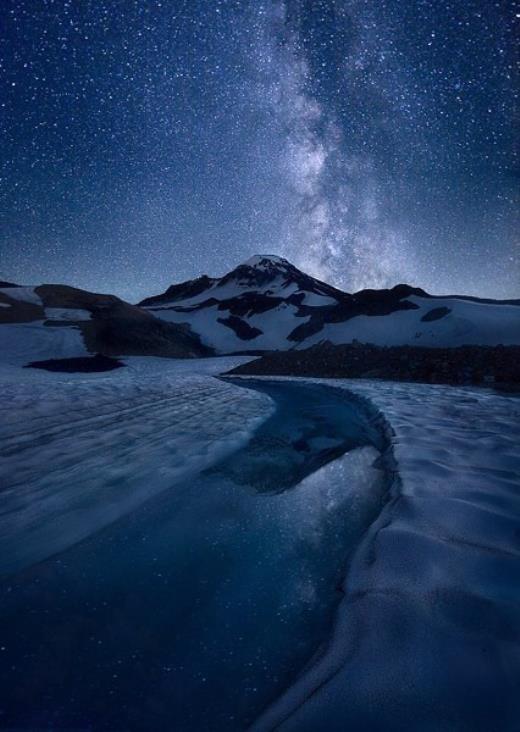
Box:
[0,379,388,730]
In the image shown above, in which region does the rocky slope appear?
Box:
[0,283,211,364]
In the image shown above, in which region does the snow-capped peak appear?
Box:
[241,254,291,270]
[137,256,520,356]
[216,254,299,291]
[139,254,346,309]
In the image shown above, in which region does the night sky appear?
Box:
[1,0,518,302]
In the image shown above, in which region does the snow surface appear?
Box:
[0,356,272,575]
[141,256,520,352]
[0,321,88,368]
[149,292,520,353]
[0,285,42,305]
[301,294,520,348]
[300,291,336,306]
[44,307,92,321]
[242,254,290,269]
[151,278,301,310]
[154,300,307,352]
[242,376,520,731]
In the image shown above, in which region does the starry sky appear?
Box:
[1,0,518,302]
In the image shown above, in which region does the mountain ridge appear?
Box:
[1,255,519,366]
[137,254,520,353]
[138,254,520,307]
[0,282,211,364]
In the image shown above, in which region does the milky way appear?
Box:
[0,0,518,301]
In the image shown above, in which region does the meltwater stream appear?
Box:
[0,379,388,731]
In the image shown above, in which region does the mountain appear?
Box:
[0,283,211,368]
[138,255,520,353]
[139,255,348,307]
[2,256,519,369]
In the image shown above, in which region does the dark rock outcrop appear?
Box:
[421,307,451,322]
[0,292,44,323]
[227,342,520,388]
[139,275,218,307]
[217,316,262,341]
[79,316,212,358]
[25,354,125,373]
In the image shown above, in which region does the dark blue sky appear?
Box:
[1,0,518,301]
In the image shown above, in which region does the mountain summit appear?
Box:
[139,254,345,308]
[139,255,520,353]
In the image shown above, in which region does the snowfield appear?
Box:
[2,257,519,361]
[0,354,519,730]
[244,376,520,731]
[300,294,520,349]
[0,321,89,367]
[148,290,520,352]
[0,285,43,305]
[0,356,273,575]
